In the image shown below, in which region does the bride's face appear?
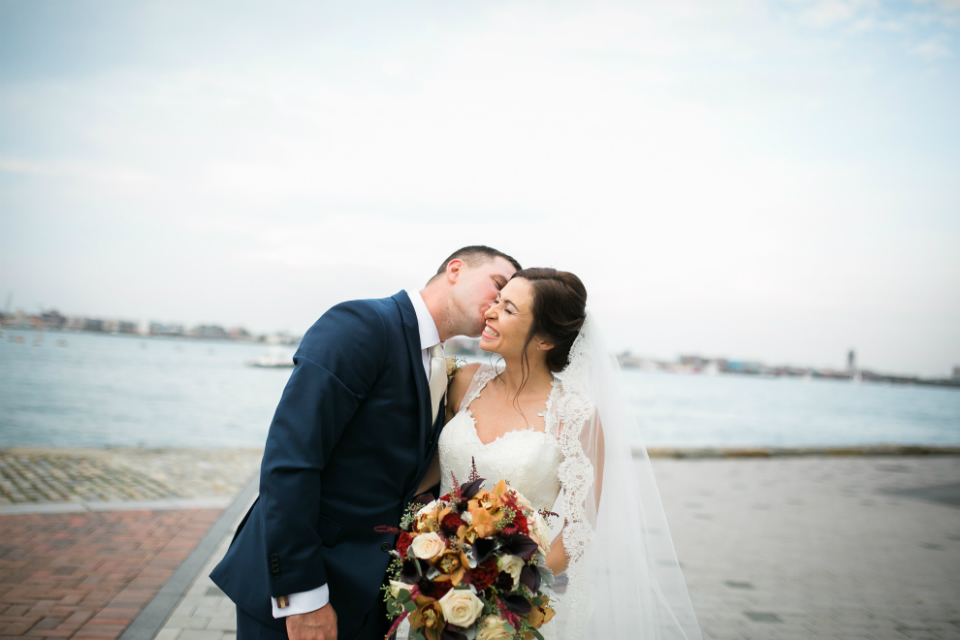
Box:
[479,277,536,357]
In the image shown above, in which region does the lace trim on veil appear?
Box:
[553,329,597,638]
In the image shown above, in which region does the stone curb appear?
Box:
[641,445,960,458]
[0,497,236,515]
[117,475,259,640]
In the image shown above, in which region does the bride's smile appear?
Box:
[478,277,548,359]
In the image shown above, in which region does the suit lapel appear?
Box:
[393,291,432,462]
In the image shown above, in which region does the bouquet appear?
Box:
[377,463,558,640]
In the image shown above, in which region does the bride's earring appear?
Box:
[537,346,540,350]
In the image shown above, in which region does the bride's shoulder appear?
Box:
[448,362,483,413]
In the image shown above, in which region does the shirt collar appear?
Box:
[406,289,441,351]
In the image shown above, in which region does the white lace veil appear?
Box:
[551,313,703,640]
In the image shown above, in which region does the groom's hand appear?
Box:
[286,603,337,640]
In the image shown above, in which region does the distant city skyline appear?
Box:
[1,1,958,377]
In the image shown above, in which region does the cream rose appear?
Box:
[389,580,414,599]
[528,511,551,554]
[410,532,445,560]
[438,588,484,627]
[477,616,514,640]
[498,554,524,589]
[445,356,459,377]
[416,500,443,517]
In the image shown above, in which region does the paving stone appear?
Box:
[0,509,222,640]
[652,456,960,640]
[176,631,222,640]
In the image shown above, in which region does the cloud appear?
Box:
[907,34,954,57]
[797,0,878,28]
[1,0,959,376]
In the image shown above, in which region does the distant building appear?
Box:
[679,355,707,367]
[228,327,251,341]
[953,366,960,380]
[102,319,135,334]
[150,322,185,337]
[191,325,228,340]
[264,331,299,345]
[847,349,857,372]
[65,318,104,332]
[38,310,66,330]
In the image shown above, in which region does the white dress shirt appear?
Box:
[271,289,440,618]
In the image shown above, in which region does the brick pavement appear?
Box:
[0,509,223,640]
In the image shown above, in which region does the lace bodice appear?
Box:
[438,364,564,510]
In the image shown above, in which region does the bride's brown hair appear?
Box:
[504,268,588,405]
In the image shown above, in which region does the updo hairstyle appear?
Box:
[513,267,588,373]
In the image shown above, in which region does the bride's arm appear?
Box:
[413,362,483,496]
[545,415,605,576]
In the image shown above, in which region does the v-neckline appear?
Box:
[460,366,560,447]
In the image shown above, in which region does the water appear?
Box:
[2,330,958,448]
[1,330,291,448]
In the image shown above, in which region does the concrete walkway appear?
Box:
[656,455,960,639]
[152,535,241,640]
[146,454,960,640]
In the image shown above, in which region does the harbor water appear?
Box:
[1,330,958,449]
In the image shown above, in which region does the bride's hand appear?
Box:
[544,534,568,575]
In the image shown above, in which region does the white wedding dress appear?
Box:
[438,363,587,640]
[439,363,564,512]
[434,317,704,640]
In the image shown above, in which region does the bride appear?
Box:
[416,267,702,640]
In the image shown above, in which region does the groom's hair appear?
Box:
[430,245,521,281]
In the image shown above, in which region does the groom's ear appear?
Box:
[445,258,465,283]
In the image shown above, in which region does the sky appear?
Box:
[1,0,958,377]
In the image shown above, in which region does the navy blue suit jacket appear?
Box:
[211,291,443,638]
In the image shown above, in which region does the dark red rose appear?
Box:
[440,513,464,536]
[420,579,452,599]
[396,531,412,557]
[501,525,518,535]
[513,514,529,535]
[469,558,499,591]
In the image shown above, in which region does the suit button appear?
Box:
[269,553,281,578]
[381,542,392,552]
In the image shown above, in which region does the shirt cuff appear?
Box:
[271,585,330,618]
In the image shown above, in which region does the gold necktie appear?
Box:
[428,343,446,425]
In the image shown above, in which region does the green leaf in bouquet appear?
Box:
[397,590,411,604]
[403,600,418,613]
[410,629,427,640]
[537,565,555,586]
[528,628,545,640]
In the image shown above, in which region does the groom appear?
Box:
[211,246,520,640]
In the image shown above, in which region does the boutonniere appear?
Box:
[445,356,465,380]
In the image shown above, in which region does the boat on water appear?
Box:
[247,349,295,368]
